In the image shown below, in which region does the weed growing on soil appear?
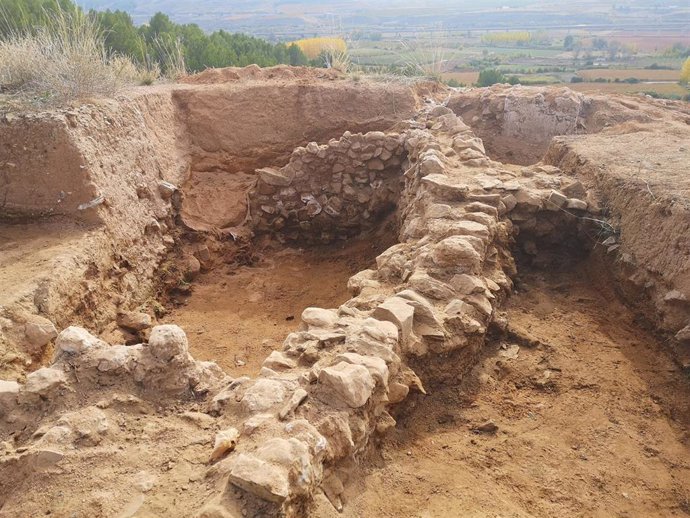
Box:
[397,38,448,80]
[0,7,147,106]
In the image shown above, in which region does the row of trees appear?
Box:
[0,0,310,74]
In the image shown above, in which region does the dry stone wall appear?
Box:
[249,131,406,243]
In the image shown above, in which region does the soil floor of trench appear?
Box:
[161,232,395,377]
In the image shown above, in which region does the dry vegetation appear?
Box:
[0,9,156,106]
[441,71,480,85]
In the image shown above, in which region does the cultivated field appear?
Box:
[577,68,681,81]
[568,81,689,96]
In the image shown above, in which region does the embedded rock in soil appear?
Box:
[148,324,189,362]
[318,362,376,408]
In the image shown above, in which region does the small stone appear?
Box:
[0,380,20,408]
[450,274,485,295]
[665,290,687,302]
[396,289,444,336]
[228,454,289,503]
[408,272,455,300]
[376,412,397,434]
[242,379,287,412]
[336,352,389,386]
[501,194,517,212]
[210,428,240,462]
[306,199,322,217]
[24,367,66,397]
[562,180,586,199]
[24,317,58,349]
[301,308,338,328]
[56,326,103,355]
[465,294,493,317]
[566,198,588,211]
[158,181,177,200]
[180,254,201,280]
[546,190,567,210]
[263,351,296,371]
[278,388,308,420]
[514,189,543,212]
[361,318,399,343]
[116,311,152,332]
[421,174,470,201]
[27,449,64,471]
[367,158,385,171]
[148,325,188,361]
[425,204,453,219]
[472,421,498,434]
[453,137,485,154]
[95,345,136,372]
[257,167,292,187]
[387,382,409,404]
[243,413,272,435]
[134,471,157,493]
[498,343,520,359]
[431,236,482,273]
[420,155,445,176]
[318,362,375,408]
[675,325,690,342]
[373,297,414,344]
[465,202,498,218]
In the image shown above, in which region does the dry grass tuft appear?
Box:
[323,48,352,73]
[0,7,157,106]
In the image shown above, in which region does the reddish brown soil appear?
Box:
[162,235,393,377]
[316,263,690,518]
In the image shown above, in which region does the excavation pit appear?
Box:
[161,234,396,376]
[1,72,689,518]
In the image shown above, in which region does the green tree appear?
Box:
[144,12,175,39]
[592,37,608,50]
[477,68,506,87]
[0,0,76,36]
[288,43,308,66]
[92,9,144,62]
[563,35,574,51]
[1,0,310,75]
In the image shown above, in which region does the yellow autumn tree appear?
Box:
[481,31,531,45]
[681,57,690,85]
[291,37,347,60]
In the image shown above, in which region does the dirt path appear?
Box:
[162,237,391,377]
[317,263,690,518]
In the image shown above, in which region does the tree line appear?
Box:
[0,0,310,74]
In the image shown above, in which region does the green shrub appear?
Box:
[476,68,505,87]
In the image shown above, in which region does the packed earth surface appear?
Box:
[0,66,689,518]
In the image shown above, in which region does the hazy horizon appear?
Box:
[74,0,690,36]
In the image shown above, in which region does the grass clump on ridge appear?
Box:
[0,6,153,106]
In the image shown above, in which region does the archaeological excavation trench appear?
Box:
[0,69,689,517]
